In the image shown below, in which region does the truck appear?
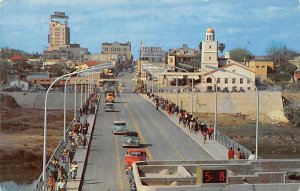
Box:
[124,149,147,175]
[105,91,115,103]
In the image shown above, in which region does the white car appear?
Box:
[111,121,129,135]
[105,103,115,112]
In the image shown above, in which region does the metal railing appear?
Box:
[215,130,260,159]
[34,111,81,190]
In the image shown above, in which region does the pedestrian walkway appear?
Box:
[140,93,228,160]
[66,114,95,190]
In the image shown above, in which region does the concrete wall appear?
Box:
[158,91,284,117]
[1,92,83,110]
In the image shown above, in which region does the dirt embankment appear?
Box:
[0,94,73,184]
[196,112,300,159]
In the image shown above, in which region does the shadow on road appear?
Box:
[139,143,153,148]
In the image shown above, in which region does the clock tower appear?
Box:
[201,27,218,71]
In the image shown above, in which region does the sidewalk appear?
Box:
[66,114,96,190]
[140,94,228,160]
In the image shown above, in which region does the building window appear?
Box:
[240,78,243,84]
[247,79,251,84]
[232,78,236,84]
[225,78,228,84]
[206,77,212,83]
[256,66,259,68]
[262,66,265,68]
[217,78,220,83]
[209,45,211,49]
[248,87,251,91]
[209,57,211,60]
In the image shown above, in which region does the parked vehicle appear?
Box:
[111,121,129,135]
[122,131,140,148]
[124,149,147,174]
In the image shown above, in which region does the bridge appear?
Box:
[32,72,300,191]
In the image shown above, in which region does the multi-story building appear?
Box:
[101,42,132,64]
[248,60,274,81]
[48,12,70,51]
[141,45,165,63]
[167,44,199,71]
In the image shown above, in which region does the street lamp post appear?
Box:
[42,64,112,190]
[74,73,79,121]
[207,66,259,159]
[63,75,72,143]
[195,66,218,140]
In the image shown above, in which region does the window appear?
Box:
[209,56,211,60]
[225,78,228,84]
[256,66,259,68]
[247,79,251,84]
[247,87,251,90]
[240,78,243,84]
[232,78,236,84]
[262,66,265,68]
[206,77,212,83]
[217,78,220,83]
[209,45,211,49]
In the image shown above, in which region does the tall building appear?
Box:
[101,42,132,63]
[48,12,70,51]
[201,27,218,71]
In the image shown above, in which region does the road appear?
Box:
[82,73,213,191]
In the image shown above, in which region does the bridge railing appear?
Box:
[215,130,258,159]
[34,111,81,190]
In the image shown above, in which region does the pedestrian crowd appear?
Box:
[45,92,97,191]
[145,91,214,144]
[143,88,256,161]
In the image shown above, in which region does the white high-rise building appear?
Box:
[201,27,218,71]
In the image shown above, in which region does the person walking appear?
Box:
[207,125,214,140]
[236,148,241,159]
[47,176,56,191]
[70,161,79,180]
[202,130,207,143]
[228,147,235,160]
[248,151,256,160]
[56,177,67,191]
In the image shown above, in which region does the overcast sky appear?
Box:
[1,0,300,58]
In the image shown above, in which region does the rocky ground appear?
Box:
[0,94,73,184]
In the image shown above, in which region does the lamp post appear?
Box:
[74,73,79,121]
[63,75,72,143]
[42,64,112,190]
[195,66,218,141]
[207,66,259,159]
[174,66,189,110]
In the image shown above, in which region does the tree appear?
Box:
[229,48,254,63]
[218,43,225,55]
[266,43,299,83]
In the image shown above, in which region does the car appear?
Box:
[105,103,115,112]
[124,149,147,174]
[111,121,129,135]
[122,131,140,148]
[3,86,21,92]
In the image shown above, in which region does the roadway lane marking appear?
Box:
[121,96,154,161]
[113,112,124,191]
[138,101,186,160]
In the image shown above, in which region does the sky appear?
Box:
[1,0,300,59]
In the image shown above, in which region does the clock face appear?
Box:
[202,169,227,184]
